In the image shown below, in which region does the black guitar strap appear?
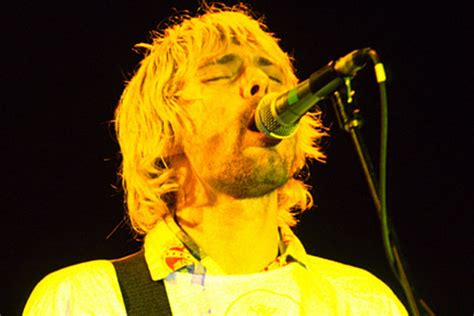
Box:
[112,250,172,315]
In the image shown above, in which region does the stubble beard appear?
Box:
[208,146,293,199]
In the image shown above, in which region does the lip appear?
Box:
[242,104,282,148]
[243,125,282,148]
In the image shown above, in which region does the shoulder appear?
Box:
[306,255,388,288]
[28,260,118,292]
[23,260,125,315]
[305,255,408,315]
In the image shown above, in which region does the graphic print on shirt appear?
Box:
[224,289,300,315]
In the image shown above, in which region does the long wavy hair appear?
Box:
[114,3,327,236]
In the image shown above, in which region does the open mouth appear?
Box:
[246,111,260,133]
[246,110,282,147]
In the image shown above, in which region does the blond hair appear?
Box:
[114,3,327,235]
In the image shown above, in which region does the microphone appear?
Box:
[254,48,372,139]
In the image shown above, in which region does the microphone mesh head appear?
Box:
[255,93,298,139]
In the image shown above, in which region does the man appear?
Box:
[24,3,408,315]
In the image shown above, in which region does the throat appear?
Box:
[176,194,281,274]
[207,225,280,274]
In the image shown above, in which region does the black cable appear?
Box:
[367,49,435,316]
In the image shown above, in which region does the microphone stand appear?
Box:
[330,79,435,316]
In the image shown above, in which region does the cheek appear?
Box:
[279,138,299,173]
[187,97,244,139]
[181,117,235,167]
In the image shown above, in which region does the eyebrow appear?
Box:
[199,54,237,69]
[256,56,274,66]
[216,54,237,64]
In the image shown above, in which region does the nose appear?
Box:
[240,67,269,99]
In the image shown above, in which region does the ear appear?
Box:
[151,140,185,171]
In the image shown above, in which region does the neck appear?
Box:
[176,187,280,275]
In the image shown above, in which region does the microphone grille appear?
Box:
[255,93,298,139]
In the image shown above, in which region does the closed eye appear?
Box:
[202,76,232,83]
[203,75,281,84]
[269,76,282,84]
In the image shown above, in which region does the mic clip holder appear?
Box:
[331,77,365,133]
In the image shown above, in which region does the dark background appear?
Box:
[3,1,472,315]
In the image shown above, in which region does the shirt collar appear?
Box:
[144,214,308,281]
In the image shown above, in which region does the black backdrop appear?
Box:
[3,1,472,315]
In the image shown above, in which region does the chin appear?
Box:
[210,167,290,199]
[216,181,287,199]
[205,146,295,198]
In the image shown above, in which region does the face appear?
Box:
[177,44,298,199]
